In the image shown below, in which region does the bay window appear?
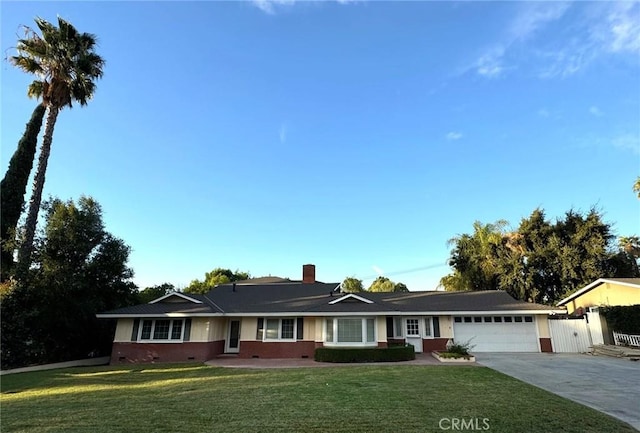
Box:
[325,317,376,346]
[137,319,185,342]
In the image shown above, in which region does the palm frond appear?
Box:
[10,55,43,75]
[26,80,45,100]
[11,16,104,110]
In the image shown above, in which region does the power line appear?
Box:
[357,262,449,281]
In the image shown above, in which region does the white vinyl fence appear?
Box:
[549,318,592,353]
[613,331,640,348]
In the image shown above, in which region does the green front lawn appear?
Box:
[1,363,634,433]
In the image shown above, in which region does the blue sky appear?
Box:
[1,1,639,291]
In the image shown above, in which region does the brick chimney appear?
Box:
[302,264,315,284]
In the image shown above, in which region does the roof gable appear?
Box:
[557,278,640,306]
[149,292,203,304]
[328,293,374,305]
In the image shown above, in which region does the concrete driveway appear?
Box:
[476,353,640,431]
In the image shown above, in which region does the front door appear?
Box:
[405,318,423,353]
[226,320,240,353]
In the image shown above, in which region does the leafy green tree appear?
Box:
[368,276,395,292]
[634,176,640,199]
[138,283,175,303]
[11,17,105,281]
[0,105,46,281]
[341,277,364,293]
[441,208,639,304]
[442,220,509,292]
[394,282,409,292]
[185,268,251,294]
[1,196,137,369]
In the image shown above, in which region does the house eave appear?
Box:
[97,309,562,319]
[557,278,640,306]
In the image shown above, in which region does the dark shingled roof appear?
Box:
[98,281,558,317]
[366,290,554,312]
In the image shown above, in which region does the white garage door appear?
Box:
[453,315,539,352]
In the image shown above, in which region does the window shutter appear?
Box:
[386,317,394,338]
[296,317,304,340]
[131,319,140,341]
[257,318,264,340]
[183,318,192,341]
[433,317,440,338]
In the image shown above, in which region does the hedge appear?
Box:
[600,305,640,334]
[314,345,416,363]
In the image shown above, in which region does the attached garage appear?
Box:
[453,315,539,352]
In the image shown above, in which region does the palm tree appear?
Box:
[634,177,640,199]
[11,17,105,281]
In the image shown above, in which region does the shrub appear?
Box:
[600,305,640,334]
[314,345,415,363]
[445,339,475,356]
[437,352,474,360]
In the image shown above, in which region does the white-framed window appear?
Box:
[325,317,376,346]
[393,317,403,338]
[138,319,184,342]
[424,317,433,338]
[406,318,420,336]
[257,318,301,341]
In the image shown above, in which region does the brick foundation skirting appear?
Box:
[238,341,316,358]
[110,341,225,364]
[421,338,449,352]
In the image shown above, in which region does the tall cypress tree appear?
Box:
[0,105,46,281]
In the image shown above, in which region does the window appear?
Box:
[366,319,375,343]
[261,318,298,340]
[325,318,377,346]
[256,318,264,340]
[483,317,492,323]
[338,318,362,342]
[524,316,533,323]
[464,317,472,323]
[326,319,334,342]
[266,319,279,339]
[394,317,403,338]
[138,319,184,342]
[141,320,152,339]
[424,317,432,337]
[514,316,523,323]
[406,319,420,336]
[281,319,294,339]
[504,316,513,323]
[494,316,502,323]
[153,320,170,339]
[171,320,183,339]
[454,317,462,323]
[473,317,482,323]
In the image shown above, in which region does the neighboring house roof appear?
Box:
[234,276,295,285]
[98,281,561,318]
[557,278,640,307]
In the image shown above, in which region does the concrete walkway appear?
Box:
[0,357,110,376]
[476,353,640,431]
[205,352,477,368]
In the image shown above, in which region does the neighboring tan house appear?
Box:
[97,265,564,364]
[557,278,640,314]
